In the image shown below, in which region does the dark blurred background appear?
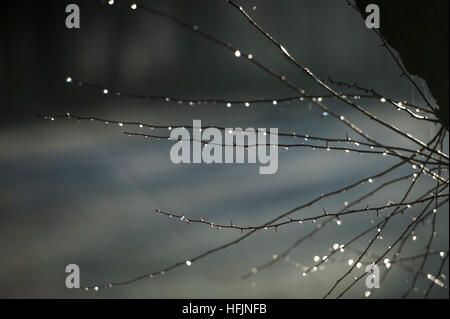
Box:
[0,0,448,298]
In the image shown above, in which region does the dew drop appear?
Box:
[280,45,289,55]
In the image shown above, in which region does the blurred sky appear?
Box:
[1,0,448,298]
